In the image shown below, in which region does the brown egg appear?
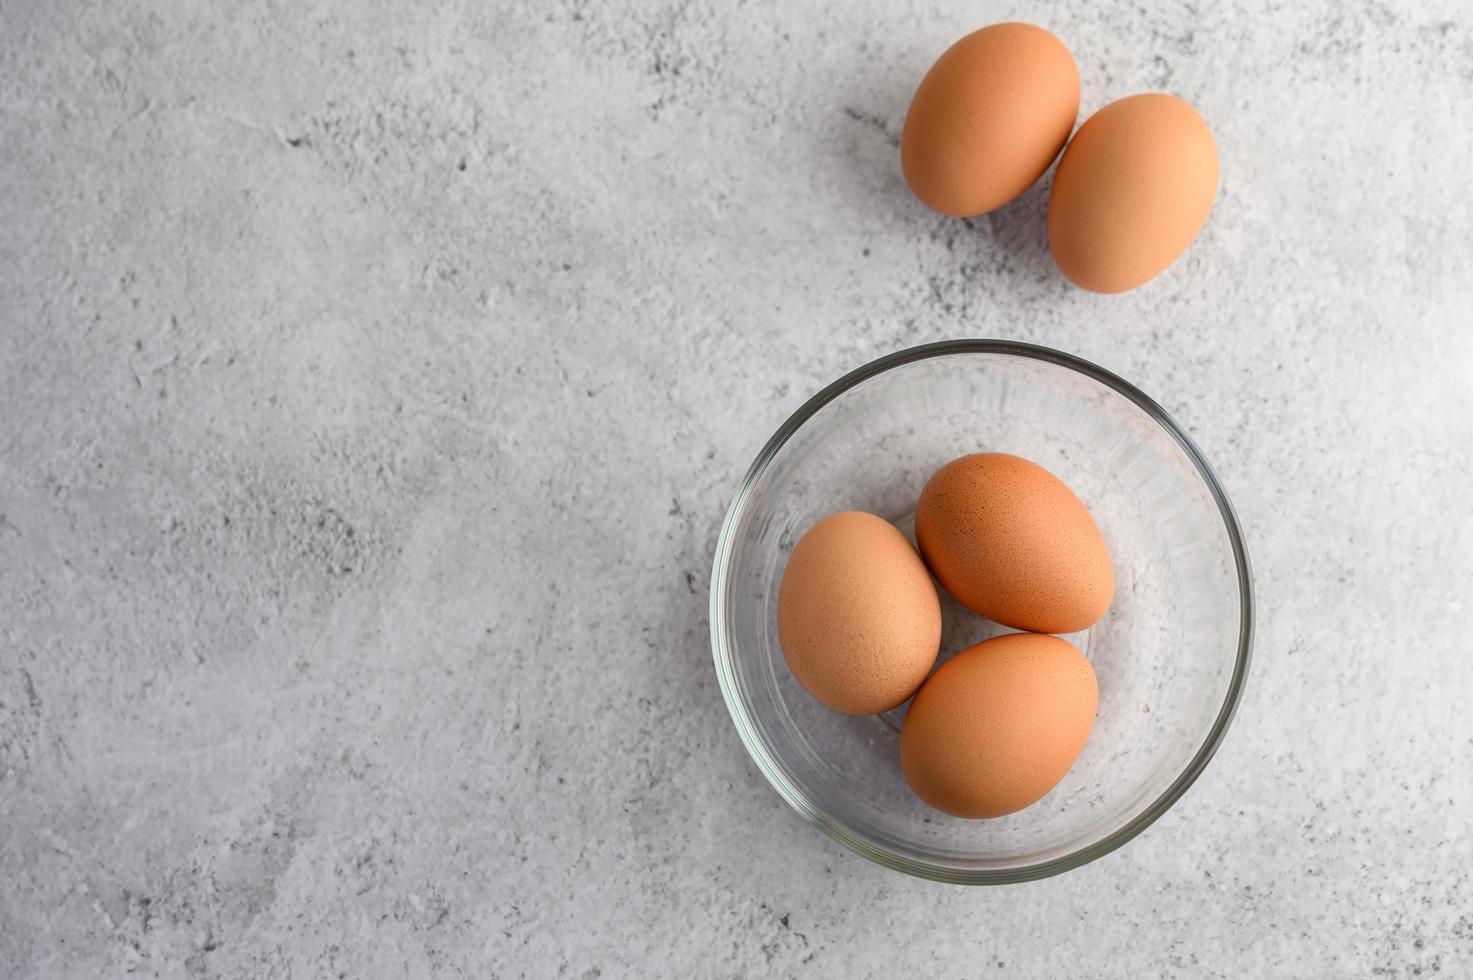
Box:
[777,511,941,714]
[1048,93,1219,293]
[901,633,1098,818]
[915,453,1113,634]
[901,23,1080,218]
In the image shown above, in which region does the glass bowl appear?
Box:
[709,340,1253,884]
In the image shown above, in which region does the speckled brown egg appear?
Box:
[915,452,1113,634]
[900,632,1098,818]
[900,23,1080,218]
[1048,93,1220,293]
[777,511,941,715]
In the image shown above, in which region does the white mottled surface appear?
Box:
[2,0,1471,976]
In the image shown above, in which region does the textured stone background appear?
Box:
[2,0,1471,976]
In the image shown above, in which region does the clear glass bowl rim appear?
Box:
[708,339,1255,885]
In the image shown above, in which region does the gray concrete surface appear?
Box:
[2,0,1471,976]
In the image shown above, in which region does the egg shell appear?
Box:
[1047,93,1220,293]
[900,632,1098,819]
[776,511,941,715]
[915,452,1113,634]
[900,23,1080,218]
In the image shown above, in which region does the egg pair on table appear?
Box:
[776,454,1112,819]
[901,22,1220,293]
